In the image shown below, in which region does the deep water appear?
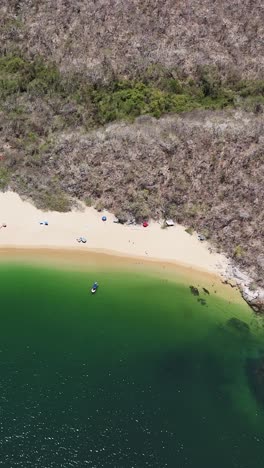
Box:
[0,263,264,468]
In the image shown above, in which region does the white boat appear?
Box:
[91,282,99,294]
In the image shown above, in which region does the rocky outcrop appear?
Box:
[241,287,264,313]
[224,264,264,313]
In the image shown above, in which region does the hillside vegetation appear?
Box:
[1,0,264,80]
[0,1,264,293]
[1,106,263,288]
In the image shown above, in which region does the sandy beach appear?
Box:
[0,191,229,274]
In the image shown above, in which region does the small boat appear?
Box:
[91,282,99,294]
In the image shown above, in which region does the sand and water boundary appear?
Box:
[0,191,246,306]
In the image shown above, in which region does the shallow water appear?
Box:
[0,263,264,467]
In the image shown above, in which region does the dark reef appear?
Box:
[247,356,264,405]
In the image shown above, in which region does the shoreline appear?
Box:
[0,246,246,308]
[0,191,260,310]
[0,191,227,274]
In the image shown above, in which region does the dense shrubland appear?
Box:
[0,55,263,190]
[1,55,264,125]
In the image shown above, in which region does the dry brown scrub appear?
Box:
[1,109,263,286]
[1,0,264,81]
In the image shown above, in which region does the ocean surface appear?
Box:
[0,262,264,468]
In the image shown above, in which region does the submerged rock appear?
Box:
[226,317,250,335]
[246,356,264,405]
[197,298,207,306]
[202,287,210,295]
[190,286,199,296]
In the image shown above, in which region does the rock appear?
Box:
[126,218,136,225]
[226,317,250,335]
[190,286,199,296]
[240,286,264,313]
[249,297,264,313]
[232,267,250,283]
[197,298,206,305]
[222,278,237,288]
[222,263,264,313]
[240,285,259,302]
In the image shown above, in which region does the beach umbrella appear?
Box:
[102,216,107,221]
[142,221,149,228]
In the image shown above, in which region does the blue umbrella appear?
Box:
[102,216,107,221]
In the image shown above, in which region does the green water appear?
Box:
[0,263,264,467]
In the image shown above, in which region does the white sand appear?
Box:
[0,191,228,274]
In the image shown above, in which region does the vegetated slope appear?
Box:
[1,109,263,287]
[1,0,264,81]
[0,1,263,294]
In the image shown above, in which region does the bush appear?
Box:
[0,77,21,97]
[0,168,10,189]
[200,228,210,239]
[197,65,222,98]
[130,199,150,222]
[27,78,49,96]
[235,80,264,97]
[84,196,92,207]
[41,192,71,212]
[185,227,194,235]
[93,81,200,123]
[95,200,104,212]
[0,56,26,73]
[240,96,264,113]
[114,210,129,224]
[233,245,244,258]
[0,53,264,130]
[166,78,183,94]
[0,55,62,99]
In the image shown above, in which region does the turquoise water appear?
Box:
[0,263,264,467]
